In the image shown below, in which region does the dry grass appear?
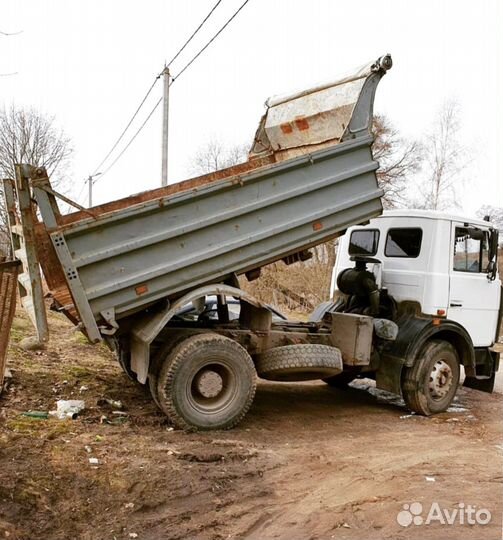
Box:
[240,259,332,314]
[240,241,336,315]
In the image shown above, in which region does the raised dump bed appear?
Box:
[2,54,394,429]
[4,54,391,344]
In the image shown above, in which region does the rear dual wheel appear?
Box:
[152,333,257,430]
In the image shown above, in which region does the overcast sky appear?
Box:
[1,0,502,216]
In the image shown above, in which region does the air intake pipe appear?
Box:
[336,257,380,315]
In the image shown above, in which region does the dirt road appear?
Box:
[1,310,502,540]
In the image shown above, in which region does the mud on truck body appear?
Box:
[0,53,500,430]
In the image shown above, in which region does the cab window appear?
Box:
[384,228,422,258]
[453,227,489,273]
[348,229,379,256]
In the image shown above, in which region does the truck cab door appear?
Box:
[448,223,501,346]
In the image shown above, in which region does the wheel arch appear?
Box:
[128,284,270,383]
[404,322,475,372]
[377,317,475,395]
[383,316,475,369]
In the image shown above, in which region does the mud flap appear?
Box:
[463,373,496,393]
[463,349,499,393]
[0,260,20,394]
[376,355,404,395]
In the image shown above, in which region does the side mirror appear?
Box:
[489,229,499,260]
[487,229,499,281]
[486,260,496,281]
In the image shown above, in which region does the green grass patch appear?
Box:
[64,365,95,379]
[73,332,91,346]
[6,415,74,439]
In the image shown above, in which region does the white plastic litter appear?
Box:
[447,405,468,413]
[425,476,436,482]
[50,399,86,420]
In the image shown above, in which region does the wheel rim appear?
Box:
[186,362,237,415]
[428,359,453,400]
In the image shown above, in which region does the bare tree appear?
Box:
[0,106,72,181]
[0,106,73,250]
[189,138,248,176]
[372,114,423,209]
[414,101,468,210]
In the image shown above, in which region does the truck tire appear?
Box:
[156,333,256,430]
[401,339,460,415]
[256,344,342,381]
[148,330,204,410]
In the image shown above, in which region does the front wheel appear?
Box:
[156,333,257,430]
[401,340,460,415]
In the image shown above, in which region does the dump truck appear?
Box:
[3,53,497,430]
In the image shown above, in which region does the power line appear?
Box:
[75,182,87,205]
[172,0,251,81]
[0,30,23,36]
[87,0,224,181]
[166,0,223,68]
[91,75,161,175]
[87,0,252,186]
[96,97,162,182]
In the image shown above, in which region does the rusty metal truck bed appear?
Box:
[3,55,392,345]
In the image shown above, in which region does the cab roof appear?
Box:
[379,209,495,228]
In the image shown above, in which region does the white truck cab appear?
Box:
[320,209,501,414]
[331,210,501,347]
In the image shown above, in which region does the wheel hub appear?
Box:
[428,360,453,399]
[195,369,224,399]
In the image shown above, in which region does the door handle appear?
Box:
[450,302,462,307]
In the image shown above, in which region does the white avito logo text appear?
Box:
[397,502,492,527]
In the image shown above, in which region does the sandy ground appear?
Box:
[0,309,502,540]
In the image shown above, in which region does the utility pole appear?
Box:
[87,172,102,208]
[161,65,171,186]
